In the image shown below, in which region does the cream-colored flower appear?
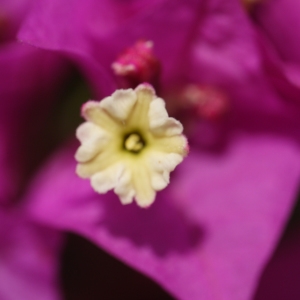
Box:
[75,83,188,208]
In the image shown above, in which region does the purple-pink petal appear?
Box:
[0,43,67,203]
[18,0,284,114]
[249,0,300,103]
[0,0,71,203]
[24,125,300,300]
[0,207,62,300]
[255,0,300,67]
[0,0,70,203]
[17,0,300,298]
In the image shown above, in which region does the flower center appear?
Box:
[124,132,145,153]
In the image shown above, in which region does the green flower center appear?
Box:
[124,132,145,153]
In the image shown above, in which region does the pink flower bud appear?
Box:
[181,84,229,121]
[112,40,161,89]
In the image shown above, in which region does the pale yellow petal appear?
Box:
[91,163,125,194]
[149,98,183,136]
[126,84,155,130]
[149,151,183,172]
[99,89,137,121]
[114,168,135,205]
[81,101,120,132]
[150,117,183,137]
[91,163,135,205]
[76,143,122,178]
[147,151,183,191]
[148,97,168,123]
[131,160,156,207]
[75,122,110,162]
[150,171,169,191]
[152,135,188,156]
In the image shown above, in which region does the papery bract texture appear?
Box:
[0,1,66,299]
[249,0,300,103]
[19,0,300,299]
[24,130,300,300]
[0,44,67,203]
[255,0,300,67]
[0,207,62,300]
[19,0,261,100]
[0,0,68,203]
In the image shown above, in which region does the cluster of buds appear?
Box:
[112,41,229,122]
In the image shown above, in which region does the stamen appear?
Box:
[124,133,144,153]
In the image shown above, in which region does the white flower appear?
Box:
[75,83,188,208]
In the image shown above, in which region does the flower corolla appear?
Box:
[75,84,188,207]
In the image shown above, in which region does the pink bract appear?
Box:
[19,0,300,299]
[0,0,68,203]
[0,207,62,300]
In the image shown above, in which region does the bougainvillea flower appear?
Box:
[0,0,68,203]
[19,0,300,299]
[76,84,187,207]
[0,206,62,300]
